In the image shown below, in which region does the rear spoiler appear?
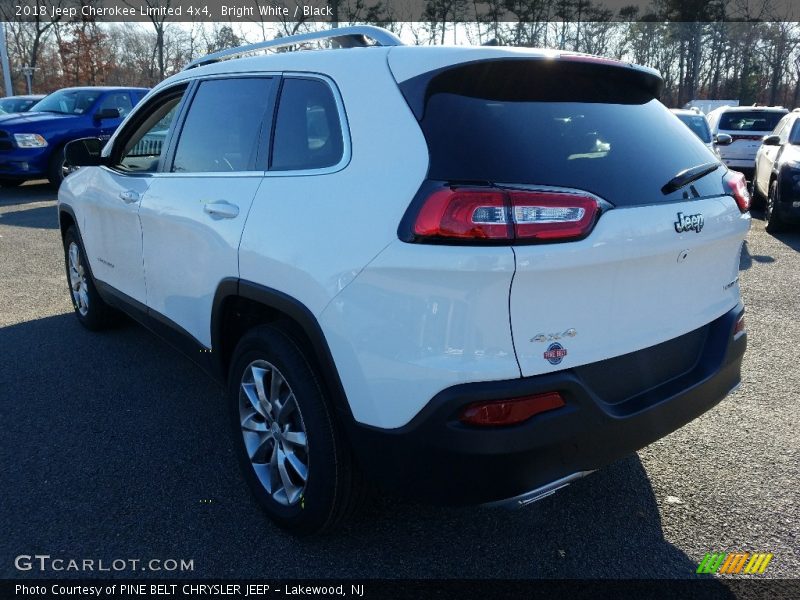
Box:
[397,56,664,121]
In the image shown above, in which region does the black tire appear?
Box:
[62,226,120,330]
[228,324,363,535]
[0,178,24,188]
[48,147,67,188]
[751,179,767,210]
[765,180,786,234]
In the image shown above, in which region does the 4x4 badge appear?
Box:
[674,212,704,233]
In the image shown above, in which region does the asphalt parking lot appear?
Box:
[1,182,798,581]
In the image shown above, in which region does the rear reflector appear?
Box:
[459,392,566,427]
[724,171,751,213]
[413,187,600,243]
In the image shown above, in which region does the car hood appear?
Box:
[0,111,79,129]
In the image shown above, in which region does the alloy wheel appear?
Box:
[67,242,89,316]
[239,360,309,506]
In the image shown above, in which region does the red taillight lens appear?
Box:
[459,392,566,427]
[413,189,511,239]
[413,188,600,243]
[725,171,751,213]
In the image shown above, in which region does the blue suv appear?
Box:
[0,86,148,187]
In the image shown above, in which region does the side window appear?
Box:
[172,78,274,173]
[789,119,800,145]
[115,87,186,173]
[271,78,344,171]
[99,93,133,118]
[773,116,789,142]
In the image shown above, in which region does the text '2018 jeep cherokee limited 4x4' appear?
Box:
[58,27,750,534]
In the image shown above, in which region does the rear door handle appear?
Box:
[119,190,140,204]
[203,201,239,219]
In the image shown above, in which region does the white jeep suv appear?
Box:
[58,26,750,534]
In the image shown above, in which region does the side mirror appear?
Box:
[64,137,104,167]
[761,134,781,146]
[714,133,733,146]
[94,108,120,121]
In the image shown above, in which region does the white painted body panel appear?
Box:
[62,167,149,304]
[511,197,750,377]
[139,175,261,346]
[239,52,429,318]
[319,243,519,429]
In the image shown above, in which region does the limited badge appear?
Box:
[544,342,567,365]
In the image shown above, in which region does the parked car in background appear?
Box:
[0,95,45,114]
[671,108,731,156]
[753,110,800,232]
[0,87,148,187]
[707,105,788,180]
[683,99,738,115]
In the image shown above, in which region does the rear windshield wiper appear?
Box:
[661,161,720,195]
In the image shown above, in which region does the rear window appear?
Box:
[408,60,721,206]
[676,114,712,143]
[718,111,785,132]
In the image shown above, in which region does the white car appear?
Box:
[670,108,731,155]
[57,26,750,534]
[706,105,788,179]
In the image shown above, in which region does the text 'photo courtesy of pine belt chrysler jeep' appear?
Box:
[58,26,750,535]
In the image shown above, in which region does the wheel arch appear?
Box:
[211,279,354,422]
[58,204,77,239]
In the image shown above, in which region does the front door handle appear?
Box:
[203,201,239,219]
[119,190,140,204]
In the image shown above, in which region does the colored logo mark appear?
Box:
[544,342,567,365]
[696,552,773,574]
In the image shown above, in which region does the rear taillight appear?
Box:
[724,171,751,213]
[411,187,601,243]
[459,392,566,427]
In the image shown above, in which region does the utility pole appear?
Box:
[22,66,35,94]
[0,22,13,97]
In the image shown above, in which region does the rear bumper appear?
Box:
[348,304,746,505]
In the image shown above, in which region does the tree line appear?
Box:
[2,0,800,108]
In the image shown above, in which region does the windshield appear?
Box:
[413,60,720,206]
[0,98,38,113]
[718,111,785,132]
[30,90,100,115]
[676,114,712,143]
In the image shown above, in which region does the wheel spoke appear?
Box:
[69,243,79,271]
[277,393,297,424]
[241,382,266,418]
[282,430,307,448]
[244,430,273,463]
[251,366,273,417]
[240,409,267,432]
[78,288,89,311]
[285,450,308,482]
[276,447,302,502]
[269,368,284,405]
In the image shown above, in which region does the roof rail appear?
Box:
[184,25,403,70]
